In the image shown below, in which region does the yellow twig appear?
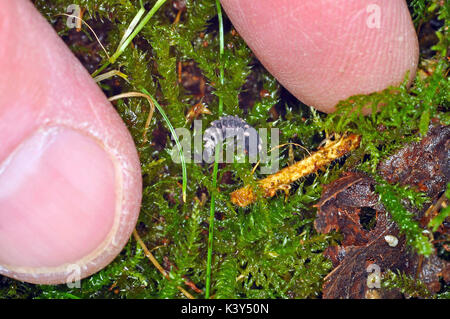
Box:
[251,142,311,175]
[231,134,361,207]
[76,8,86,32]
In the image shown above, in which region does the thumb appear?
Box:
[0,0,142,284]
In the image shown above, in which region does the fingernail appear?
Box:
[0,126,117,268]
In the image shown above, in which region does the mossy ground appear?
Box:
[0,0,448,298]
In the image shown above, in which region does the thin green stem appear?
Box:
[216,0,225,114]
[111,0,167,63]
[140,88,187,203]
[205,0,225,299]
[205,146,221,299]
[118,6,146,48]
[92,0,168,77]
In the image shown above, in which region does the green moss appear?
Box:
[374,177,434,256]
[1,0,448,299]
[382,270,433,298]
[429,183,450,232]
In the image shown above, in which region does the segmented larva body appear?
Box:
[203,115,262,163]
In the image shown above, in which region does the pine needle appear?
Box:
[107,91,155,144]
[55,13,110,59]
[132,230,195,299]
[140,88,187,203]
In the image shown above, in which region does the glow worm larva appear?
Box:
[203,115,262,163]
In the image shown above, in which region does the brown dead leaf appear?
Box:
[378,125,450,198]
[315,172,382,247]
[315,125,450,299]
